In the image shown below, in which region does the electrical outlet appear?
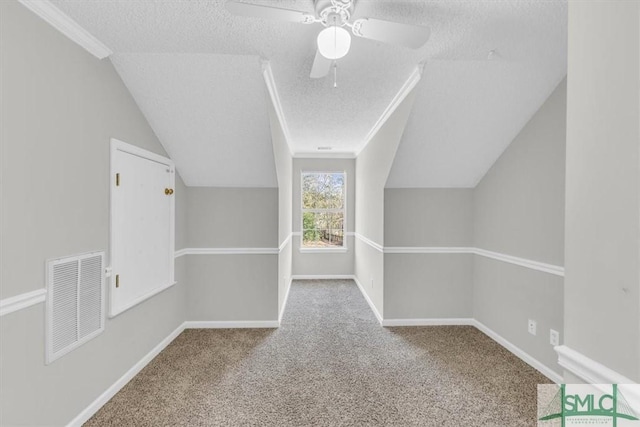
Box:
[550,329,560,346]
[528,319,537,336]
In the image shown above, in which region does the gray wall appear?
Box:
[187,187,278,248]
[473,78,567,376]
[0,2,187,425]
[383,189,474,319]
[292,158,355,277]
[474,79,566,266]
[355,89,418,316]
[564,0,640,381]
[384,253,474,319]
[267,100,293,315]
[175,178,189,252]
[384,189,473,247]
[186,254,278,321]
[381,78,566,377]
[185,188,279,321]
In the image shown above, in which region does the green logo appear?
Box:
[539,384,639,426]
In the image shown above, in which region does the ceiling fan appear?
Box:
[226,0,431,79]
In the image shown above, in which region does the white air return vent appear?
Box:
[46,252,105,364]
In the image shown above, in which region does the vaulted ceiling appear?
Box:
[49,0,567,188]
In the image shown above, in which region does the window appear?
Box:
[301,172,345,248]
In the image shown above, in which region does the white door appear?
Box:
[110,139,175,317]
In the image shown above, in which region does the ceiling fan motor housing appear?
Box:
[315,0,354,26]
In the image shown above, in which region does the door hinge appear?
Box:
[115,274,120,288]
[116,173,120,186]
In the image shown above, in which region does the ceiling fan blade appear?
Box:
[352,18,430,49]
[310,50,332,79]
[226,1,315,24]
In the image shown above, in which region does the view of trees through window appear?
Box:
[302,172,345,248]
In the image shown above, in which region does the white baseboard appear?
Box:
[184,320,279,329]
[379,317,561,384]
[279,278,292,324]
[66,279,565,426]
[382,318,475,327]
[556,345,639,409]
[556,345,637,384]
[473,320,563,384]
[67,318,279,425]
[67,322,186,427]
[352,276,383,325]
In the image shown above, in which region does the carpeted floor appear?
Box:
[86,279,551,426]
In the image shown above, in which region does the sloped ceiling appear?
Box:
[48,0,567,188]
[110,54,277,187]
[387,1,567,188]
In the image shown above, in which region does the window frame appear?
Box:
[300,171,347,253]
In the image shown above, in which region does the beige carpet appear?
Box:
[86,279,551,426]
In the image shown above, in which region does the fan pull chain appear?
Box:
[333,15,338,88]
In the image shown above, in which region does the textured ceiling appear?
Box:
[111,54,277,187]
[386,0,568,188]
[49,0,567,187]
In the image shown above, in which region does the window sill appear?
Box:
[299,247,348,254]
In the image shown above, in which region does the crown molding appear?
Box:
[18,0,112,59]
[355,66,422,157]
[262,60,294,157]
[262,61,420,160]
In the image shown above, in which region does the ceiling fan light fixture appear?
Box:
[317,26,351,60]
